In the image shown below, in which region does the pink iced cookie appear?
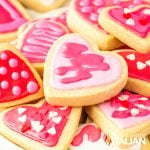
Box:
[86,90,150,146]
[117,50,150,96]
[0,44,43,108]
[0,0,31,42]
[99,4,150,53]
[44,34,128,106]
[67,0,146,50]
[0,99,81,149]
[17,20,68,76]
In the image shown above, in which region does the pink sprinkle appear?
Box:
[11,72,20,80]
[0,53,8,60]
[12,86,21,96]
[93,0,104,6]
[90,13,99,21]
[80,0,90,6]
[9,58,18,68]
[0,67,7,75]
[1,81,9,89]
[21,71,29,79]
[27,81,38,93]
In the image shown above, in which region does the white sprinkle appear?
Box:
[124,8,131,14]
[31,121,44,133]
[47,127,56,135]
[52,116,62,124]
[126,54,136,61]
[118,107,128,111]
[59,107,68,110]
[143,9,150,15]
[137,62,146,70]
[17,108,27,115]
[145,60,150,66]
[137,104,146,109]
[118,95,129,101]
[130,108,140,116]
[49,111,58,118]
[139,97,148,101]
[18,115,27,123]
[126,18,135,26]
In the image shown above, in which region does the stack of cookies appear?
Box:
[0,0,150,150]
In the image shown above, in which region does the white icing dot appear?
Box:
[139,97,148,101]
[9,58,18,68]
[47,127,56,135]
[126,54,136,61]
[81,6,92,13]
[118,95,129,101]
[11,72,20,80]
[0,67,7,75]
[31,121,44,133]
[126,18,135,26]
[17,108,27,115]
[49,111,58,118]
[12,86,21,96]
[130,108,140,116]
[18,115,27,123]
[21,71,29,79]
[90,13,98,21]
[143,9,150,15]
[1,81,9,89]
[145,60,150,66]
[27,81,38,93]
[0,53,8,60]
[137,61,146,70]
[52,116,62,124]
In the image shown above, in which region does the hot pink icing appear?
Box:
[20,20,67,63]
[99,90,150,128]
[0,50,40,102]
[118,51,150,82]
[51,35,122,90]
[75,0,145,31]
[0,0,28,33]
[71,124,102,146]
[109,7,150,37]
[3,102,71,147]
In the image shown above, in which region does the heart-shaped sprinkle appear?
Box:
[126,54,136,61]
[130,108,140,116]
[49,111,58,118]
[18,115,27,123]
[118,107,128,111]
[146,60,150,66]
[126,18,135,25]
[52,116,62,124]
[31,121,44,133]
[143,9,150,15]
[139,97,148,101]
[118,95,129,101]
[137,61,146,70]
[47,127,56,135]
[17,108,27,115]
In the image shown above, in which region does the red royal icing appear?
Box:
[111,90,150,119]
[0,0,28,33]
[55,43,110,84]
[3,102,71,147]
[0,50,40,102]
[75,0,144,31]
[109,7,150,37]
[118,51,150,82]
[71,124,101,146]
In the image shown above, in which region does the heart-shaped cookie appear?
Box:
[0,0,31,42]
[19,0,67,12]
[99,5,150,53]
[117,50,150,96]
[86,90,150,145]
[17,20,68,76]
[0,99,81,149]
[0,44,43,108]
[67,0,147,50]
[44,34,128,106]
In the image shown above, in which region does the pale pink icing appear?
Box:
[20,20,67,63]
[99,91,150,128]
[51,35,122,90]
[109,7,150,37]
[0,0,27,33]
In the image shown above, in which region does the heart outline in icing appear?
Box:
[44,34,128,106]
